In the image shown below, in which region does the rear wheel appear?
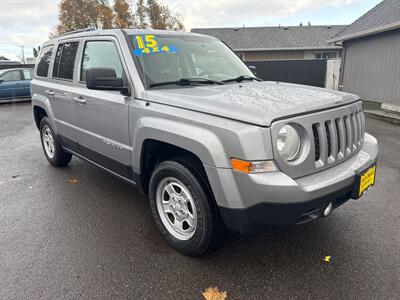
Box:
[40,117,72,167]
[149,157,223,256]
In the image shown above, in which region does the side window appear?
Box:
[81,41,124,82]
[36,45,53,77]
[53,42,79,80]
[1,70,22,81]
[23,70,33,80]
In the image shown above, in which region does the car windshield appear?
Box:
[128,34,254,88]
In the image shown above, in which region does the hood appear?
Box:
[145,81,360,127]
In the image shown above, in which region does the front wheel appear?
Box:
[149,158,223,256]
[40,117,72,167]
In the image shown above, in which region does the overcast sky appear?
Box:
[1,0,381,61]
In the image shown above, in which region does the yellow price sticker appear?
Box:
[133,35,177,56]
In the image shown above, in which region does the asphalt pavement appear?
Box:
[0,102,399,299]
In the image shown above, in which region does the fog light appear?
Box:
[324,203,333,216]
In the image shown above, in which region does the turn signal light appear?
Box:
[230,158,278,174]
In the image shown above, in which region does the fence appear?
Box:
[0,64,35,70]
[245,59,327,88]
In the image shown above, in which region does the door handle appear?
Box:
[45,90,55,96]
[73,96,87,105]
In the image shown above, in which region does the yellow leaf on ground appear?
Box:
[67,178,79,184]
[202,287,227,300]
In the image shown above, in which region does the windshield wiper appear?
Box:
[222,75,262,83]
[149,78,224,88]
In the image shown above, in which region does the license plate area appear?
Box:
[352,162,376,199]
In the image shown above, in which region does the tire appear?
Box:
[39,116,72,167]
[149,157,223,256]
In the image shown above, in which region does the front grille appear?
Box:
[272,101,364,179]
[312,107,365,167]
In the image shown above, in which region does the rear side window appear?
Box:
[36,45,53,77]
[1,70,22,81]
[52,42,79,80]
[80,41,124,82]
[23,70,33,80]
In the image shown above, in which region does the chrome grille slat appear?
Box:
[344,115,353,154]
[312,122,327,167]
[312,107,365,168]
[360,110,365,142]
[356,110,362,145]
[351,113,358,150]
[328,120,338,163]
[318,122,328,166]
[327,120,338,163]
[335,118,346,159]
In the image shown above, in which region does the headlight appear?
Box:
[277,125,301,161]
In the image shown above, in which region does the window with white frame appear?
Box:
[314,51,339,60]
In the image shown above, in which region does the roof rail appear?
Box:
[59,27,96,37]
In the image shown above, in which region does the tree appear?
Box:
[98,0,113,29]
[113,0,134,28]
[136,0,149,29]
[55,0,113,35]
[135,0,184,30]
[53,0,184,36]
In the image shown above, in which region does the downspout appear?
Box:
[337,41,346,91]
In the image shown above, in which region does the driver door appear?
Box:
[72,37,133,179]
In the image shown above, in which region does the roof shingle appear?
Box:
[191,25,346,50]
[332,0,400,41]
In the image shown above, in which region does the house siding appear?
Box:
[243,50,305,61]
[341,29,400,105]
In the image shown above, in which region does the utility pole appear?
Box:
[21,45,25,64]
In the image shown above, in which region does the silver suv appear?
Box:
[31,29,378,255]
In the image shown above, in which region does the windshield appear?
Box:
[128,34,254,88]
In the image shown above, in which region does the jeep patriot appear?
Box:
[31,28,378,255]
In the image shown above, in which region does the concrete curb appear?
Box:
[364,109,400,125]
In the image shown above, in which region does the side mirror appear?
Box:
[86,68,130,96]
[248,65,257,76]
[0,79,3,84]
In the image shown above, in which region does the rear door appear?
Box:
[71,36,133,179]
[49,40,81,148]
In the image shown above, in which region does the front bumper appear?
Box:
[204,133,378,233]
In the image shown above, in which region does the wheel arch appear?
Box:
[132,118,229,194]
[31,94,57,131]
[139,139,208,193]
[33,105,48,129]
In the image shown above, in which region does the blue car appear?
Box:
[0,68,33,101]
